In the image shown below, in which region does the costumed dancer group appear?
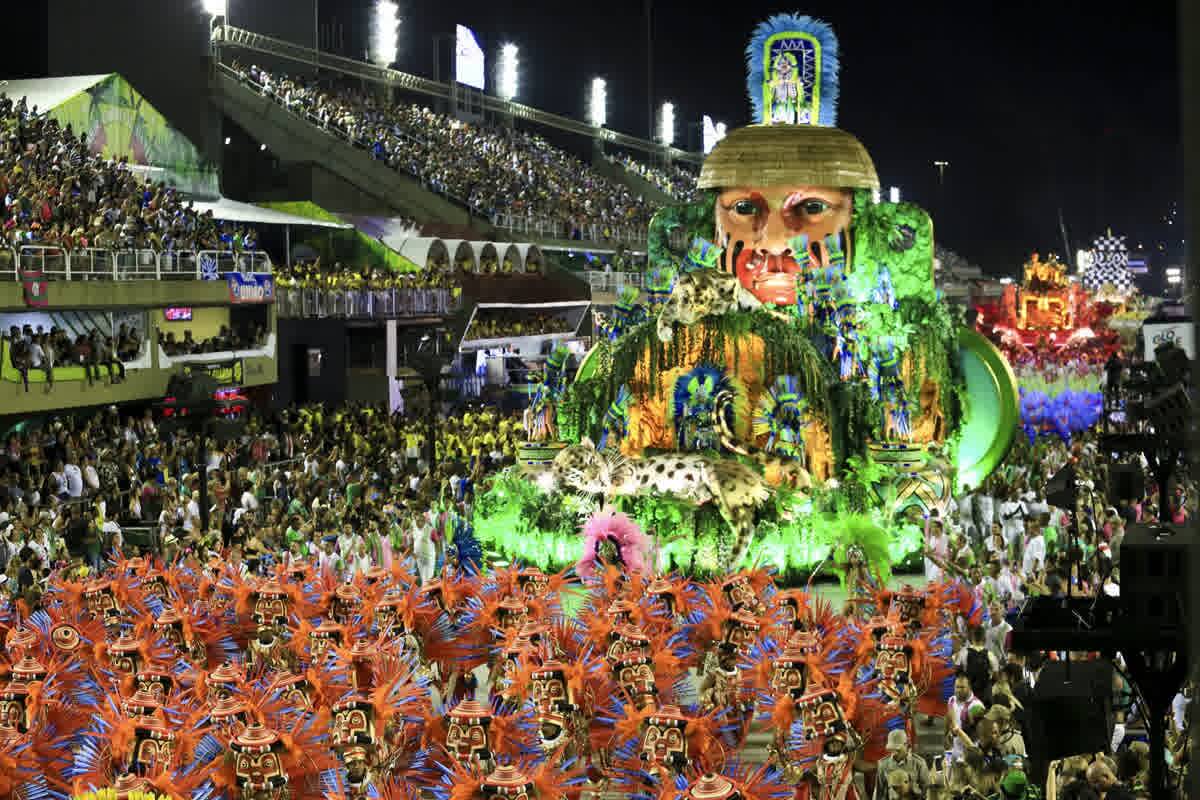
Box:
[0,504,976,800]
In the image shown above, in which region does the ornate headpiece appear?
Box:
[698,14,878,191]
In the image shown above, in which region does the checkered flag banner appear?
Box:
[1084,232,1132,295]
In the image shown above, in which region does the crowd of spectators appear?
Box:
[0,403,523,586]
[609,152,699,202]
[4,322,139,391]
[160,322,268,357]
[908,427,1194,798]
[0,384,1193,796]
[236,64,656,242]
[466,309,572,340]
[0,92,258,259]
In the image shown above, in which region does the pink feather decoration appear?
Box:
[577,509,650,579]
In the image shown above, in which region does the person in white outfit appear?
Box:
[413,515,439,584]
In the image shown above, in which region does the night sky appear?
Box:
[4,2,1184,275]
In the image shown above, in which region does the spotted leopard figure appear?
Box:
[656,268,762,343]
[552,437,770,568]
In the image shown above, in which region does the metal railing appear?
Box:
[277,287,461,319]
[3,247,273,281]
[585,272,646,295]
[491,214,649,246]
[214,24,702,164]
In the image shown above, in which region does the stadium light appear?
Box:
[498,43,519,101]
[371,1,400,67]
[659,102,675,146]
[1167,275,1182,285]
[202,0,227,18]
[999,277,1013,285]
[888,186,901,203]
[589,78,607,128]
[1166,266,1182,276]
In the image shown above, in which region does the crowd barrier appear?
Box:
[277,287,460,319]
[2,247,273,281]
[585,271,645,295]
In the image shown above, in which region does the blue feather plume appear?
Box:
[746,14,839,126]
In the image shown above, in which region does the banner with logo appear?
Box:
[1144,322,1195,361]
[227,272,275,304]
[20,268,48,307]
[187,360,244,387]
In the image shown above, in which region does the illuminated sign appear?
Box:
[1143,322,1195,361]
[702,115,726,154]
[455,25,486,90]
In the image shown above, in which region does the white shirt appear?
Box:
[978,495,995,528]
[1172,693,1190,733]
[83,464,100,491]
[1022,534,1046,576]
[998,500,1025,546]
[240,491,259,512]
[63,464,84,497]
[183,499,200,532]
[29,342,44,368]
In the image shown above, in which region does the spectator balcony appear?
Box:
[0,246,278,415]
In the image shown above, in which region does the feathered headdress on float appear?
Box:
[577,510,650,580]
[746,13,839,127]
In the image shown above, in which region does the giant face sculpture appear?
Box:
[444,699,492,767]
[716,185,853,307]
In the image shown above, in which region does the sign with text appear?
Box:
[1144,322,1195,361]
[227,272,275,304]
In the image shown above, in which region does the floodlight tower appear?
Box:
[203,0,227,57]
[589,78,607,162]
[496,43,519,128]
[371,1,400,67]
[659,101,675,164]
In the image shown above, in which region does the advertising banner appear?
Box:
[227,272,275,304]
[1144,322,1195,361]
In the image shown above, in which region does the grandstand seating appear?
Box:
[234,64,665,246]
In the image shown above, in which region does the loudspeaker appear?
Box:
[1107,465,1145,503]
[1142,384,1191,439]
[1118,523,1191,637]
[1155,342,1190,386]
[1027,660,1113,784]
[1045,463,1078,510]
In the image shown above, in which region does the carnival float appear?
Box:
[478,15,1020,578]
[974,251,1132,443]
